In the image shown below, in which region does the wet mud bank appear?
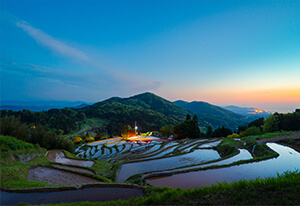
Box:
[46,150,94,167]
[27,166,99,185]
[52,164,96,175]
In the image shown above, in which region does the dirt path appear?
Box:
[256,131,300,144]
[46,150,94,167]
[27,167,99,185]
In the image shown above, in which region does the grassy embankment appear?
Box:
[37,170,300,206]
[0,135,117,189]
[0,135,52,189]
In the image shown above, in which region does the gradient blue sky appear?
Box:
[1,0,299,112]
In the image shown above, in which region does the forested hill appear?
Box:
[174,100,248,130]
[77,92,190,135]
[105,92,189,120]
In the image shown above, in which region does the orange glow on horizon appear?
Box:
[168,87,300,105]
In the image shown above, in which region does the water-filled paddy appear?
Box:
[144,148,253,176]
[146,143,300,189]
[117,149,221,182]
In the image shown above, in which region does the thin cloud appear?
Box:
[1,12,162,101]
[15,20,90,62]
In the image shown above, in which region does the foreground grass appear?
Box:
[36,170,300,206]
[0,135,116,189]
[0,135,53,189]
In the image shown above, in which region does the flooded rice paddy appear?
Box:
[117,149,221,182]
[146,143,300,189]
[76,136,299,189]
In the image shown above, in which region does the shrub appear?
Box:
[73,136,83,143]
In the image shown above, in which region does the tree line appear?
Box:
[0,115,74,152]
[161,111,300,139]
[0,108,85,135]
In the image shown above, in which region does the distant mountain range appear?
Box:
[223,105,272,118]
[0,100,89,112]
[173,100,247,130]
[1,92,268,133]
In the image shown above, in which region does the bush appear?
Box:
[240,126,262,137]
[73,136,83,143]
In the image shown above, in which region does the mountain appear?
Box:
[77,92,190,135]
[174,100,248,131]
[0,100,89,112]
[224,105,272,118]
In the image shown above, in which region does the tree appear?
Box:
[205,125,213,138]
[262,115,280,133]
[173,116,202,139]
[161,125,173,137]
[212,126,232,138]
[186,114,191,121]
[248,117,264,131]
[240,126,262,137]
[237,125,247,134]
[121,125,132,138]
[192,114,198,122]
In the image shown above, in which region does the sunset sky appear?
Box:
[1,0,299,112]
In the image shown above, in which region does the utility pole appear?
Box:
[135,121,138,135]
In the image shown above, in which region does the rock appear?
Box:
[18,153,44,163]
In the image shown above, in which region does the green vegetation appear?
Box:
[160,124,173,137]
[0,108,85,135]
[211,125,232,138]
[0,135,53,189]
[0,116,75,152]
[39,170,300,206]
[173,114,203,139]
[242,141,276,158]
[61,148,119,181]
[77,92,191,136]
[0,135,118,189]
[243,130,294,141]
[277,138,300,147]
[238,111,300,137]
[174,100,248,131]
[214,138,239,158]
[121,125,135,138]
[240,126,262,137]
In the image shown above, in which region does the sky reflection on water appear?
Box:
[146,143,300,189]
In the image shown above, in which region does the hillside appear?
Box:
[174,100,248,130]
[77,93,190,135]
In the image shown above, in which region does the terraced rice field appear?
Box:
[76,137,242,182]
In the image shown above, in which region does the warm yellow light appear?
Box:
[254,109,263,113]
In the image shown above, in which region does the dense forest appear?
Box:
[0,108,85,134]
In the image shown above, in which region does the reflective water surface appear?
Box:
[117,149,221,182]
[146,143,300,189]
[1,187,144,205]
